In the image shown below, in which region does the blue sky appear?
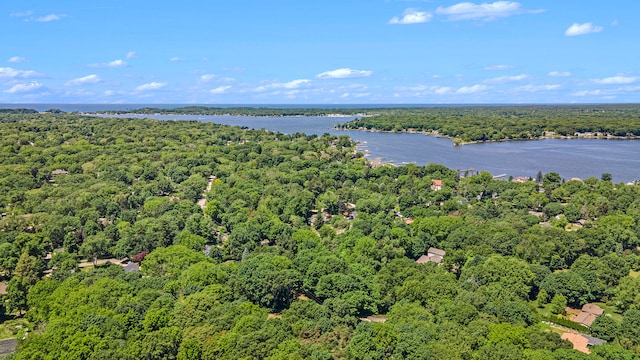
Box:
[1,1,639,104]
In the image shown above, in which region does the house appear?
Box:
[584,335,607,347]
[561,332,607,354]
[431,179,443,191]
[51,169,69,176]
[582,303,604,316]
[122,262,140,273]
[359,315,387,323]
[416,247,446,265]
[573,312,597,328]
[573,303,604,327]
[561,333,590,354]
[512,176,530,183]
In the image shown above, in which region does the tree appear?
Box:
[535,289,549,308]
[177,340,202,360]
[234,253,302,312]
[142,245,209,277]
[0,242,18,276]
[620,309,640,346]
[181,174,208,202]
[6,278,29,315]
[542,172,562,194]
[540,271,591,307]
[346,322,398,360]
[13,252,43,286]
[549,294,567,315]
[175,231,207,252]
[79,233,110,265]
[591,315,620,341]
[138,326,182,360]
[460,255,534,301]
[612,276,640,313]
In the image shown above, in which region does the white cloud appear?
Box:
[35,14,66,22]
[408,85,454,95]
[571,85,640,97]
[432,86,455,94]
[108,59,128,67]
[592,75,638,85]
[7,56,27,63]
[65,74,101,86]
[484,74,529,83]
[104,90,128,97]
[572,90,603,97]
[514,84,560,92]
[408,84,490,95]
[340,92,371,99]
[4,82,43,93]
[282,80,311,88]
[254,79,311,92]
[548,71,571,77]
[388,8,433,24]
[88,59,128,68]
[485,65,514,70]
[135,82,167,91]
[10,11,34,18]
[565,22,603,36]
[170,57,186,62]
[126,51,137,60]
[200,74,216,81]
[457,84,489,94]
[316,68,373,79]
[0,67,41,79]
[436,1,543,21]
[210,86,231,94]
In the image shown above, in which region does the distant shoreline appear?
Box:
[340,126,639,146]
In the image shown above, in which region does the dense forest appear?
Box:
[94,106,375,117]
[1,112,640,359]
[337,105,640,144]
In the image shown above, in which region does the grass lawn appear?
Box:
[629,270,640,278]
[535,302,555,318]
[535,302,569,319]
[0,315,27,340]
[594,302,623,323]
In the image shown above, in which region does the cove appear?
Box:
[100,114,640,183]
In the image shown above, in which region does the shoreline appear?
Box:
[338,126,639,146]
[85,112,371,118]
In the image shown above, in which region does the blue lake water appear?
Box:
[96,114,640,183]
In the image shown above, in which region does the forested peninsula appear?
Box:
[2,113,640,359]
[336,105,640,145]
[93,106,374,117]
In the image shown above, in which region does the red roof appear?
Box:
[562,333,590,354]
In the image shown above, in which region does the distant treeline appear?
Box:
[0,108,38,114]
[337,104,640,143]
[96,106,379,117]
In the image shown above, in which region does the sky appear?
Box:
[1,1,639,104]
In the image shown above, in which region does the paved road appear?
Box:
[0,338,18,355]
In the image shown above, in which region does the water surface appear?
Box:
[97,114,640,183]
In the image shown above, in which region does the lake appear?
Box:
[96,114,640,183]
